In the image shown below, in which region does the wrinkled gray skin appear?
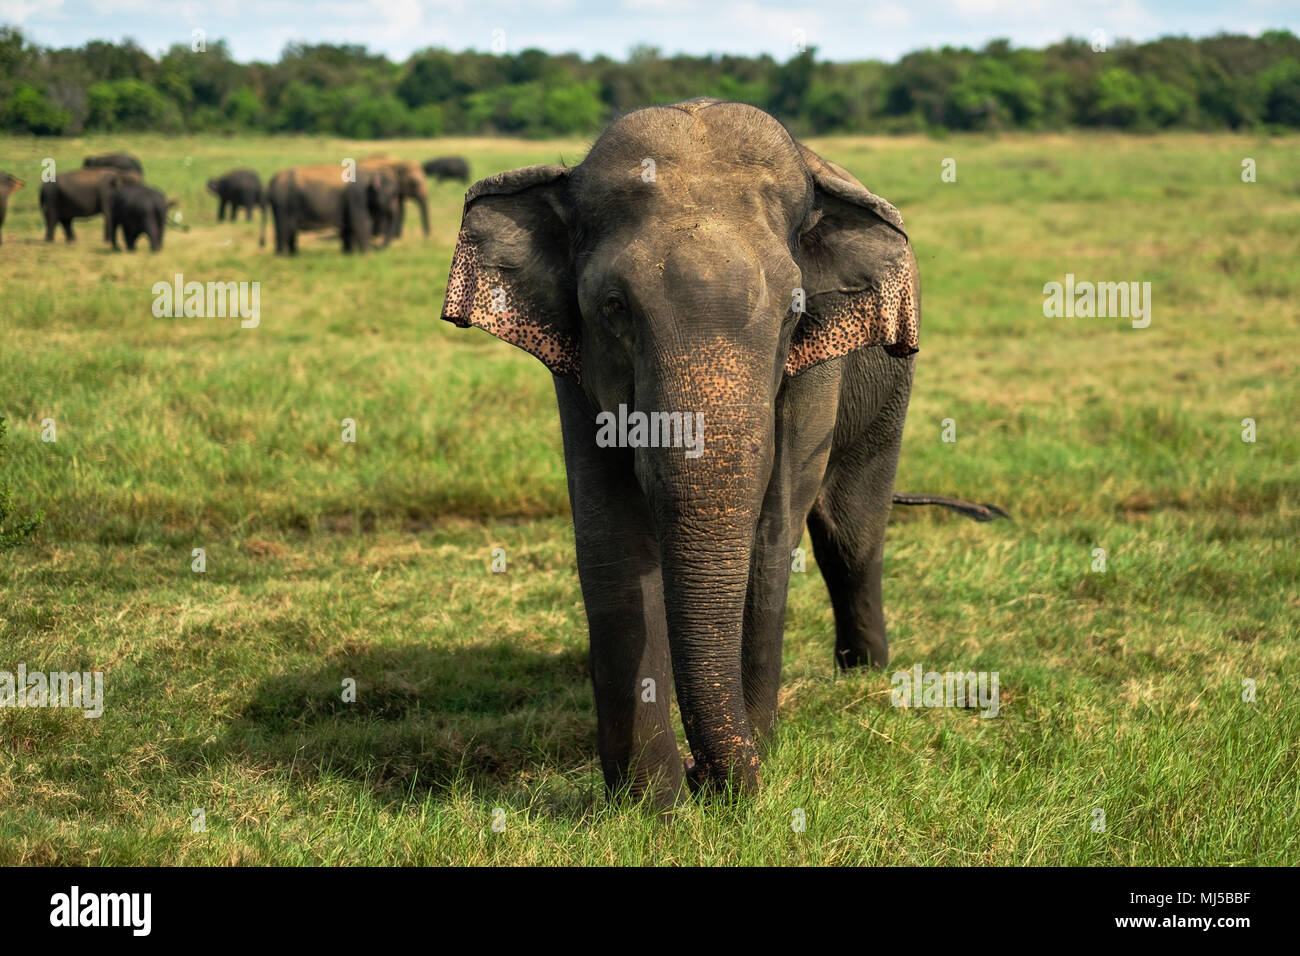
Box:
[0,171,23,245]
[110,182,168,252]
[440,99,960,806]
[84,153,144,174]
[208,168,263,221]
[423,156,470,183]
[341,170,400,253]
[41,167,141,242]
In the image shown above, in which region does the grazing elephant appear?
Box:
[40,166,142,243]
[207,169,263,221]
[423,156,470,183]
[0,171,23,245]
[263,165,397,254]
[110,182,170,252]
[358,156,429,239]
[440,99,1003,806]
[83,153,144,174]
[342,169,400,253]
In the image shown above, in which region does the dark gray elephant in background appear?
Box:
[440,98,1003,807]
[341,169,399,253]
[0,171,23,245]
[358,157,429,239]
[263,164,398,254]
[110,182,171,251]
[84,153,144,174]
[40,166,142,242]
[208,169,263,221]
[423,156,470,183]
[262,164,347,254]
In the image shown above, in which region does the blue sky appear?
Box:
[2,0,1296,63]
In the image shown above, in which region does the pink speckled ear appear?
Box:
[440,165,580,377]
[788,145,920,377]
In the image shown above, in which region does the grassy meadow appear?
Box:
[0,130,1297,865]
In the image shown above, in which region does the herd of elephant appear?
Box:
[0,152,471,253]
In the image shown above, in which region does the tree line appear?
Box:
[2,27,1299,138]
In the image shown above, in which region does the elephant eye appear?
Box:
[602,292,627,315]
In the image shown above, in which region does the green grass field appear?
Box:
[1,130,1297,865]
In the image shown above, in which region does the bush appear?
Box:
[1,83,71,135]
[85,79,182,131]
[1260,58,1300,126]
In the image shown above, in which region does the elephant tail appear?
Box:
[259,196,267,248]
[891,493,1009,522]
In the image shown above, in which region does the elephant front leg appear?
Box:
[741,524,794,747]
[556,377,683,808]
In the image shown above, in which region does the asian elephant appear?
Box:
[208,168,263,221]
[83,153,144,174]
[40,166,142,243]
[358,156,429,239]
[109,182,170,252]
[423,156,470,183]
[342,169,400,253]
[440,99,1003,807]
[263,164,398,254]
[0,171,23,245]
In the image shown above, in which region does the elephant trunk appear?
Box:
[415,189,429,238]
[637,349,774,795]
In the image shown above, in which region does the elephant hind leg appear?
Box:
[807,415,907,671]
[62,219,74,242]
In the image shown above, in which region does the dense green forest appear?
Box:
[2,26,1299,137]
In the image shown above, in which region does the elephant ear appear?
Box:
[788,144,920,376]
[440,165,579,377]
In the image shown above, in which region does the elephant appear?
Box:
[0,171,23,245]
[440,98,1004,806]
[358,156,429,239]
[342,169,400,253]
[262,164,398,254]
[40,166,142,243]
[83,153,144,174]
[207,169,263,221]
[423,156,470,183]
[109,182,171,252]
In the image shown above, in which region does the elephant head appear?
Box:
[397,160,430,238]
[440,99,918,792]
[365,169,400,245]
[360,157,429,238]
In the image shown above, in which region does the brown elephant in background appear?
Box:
[40,166,142,243]
[0,171,23,245]
[262,164,398,254]
[358,156,429,239]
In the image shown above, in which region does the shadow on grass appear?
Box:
[172,641,597,809]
